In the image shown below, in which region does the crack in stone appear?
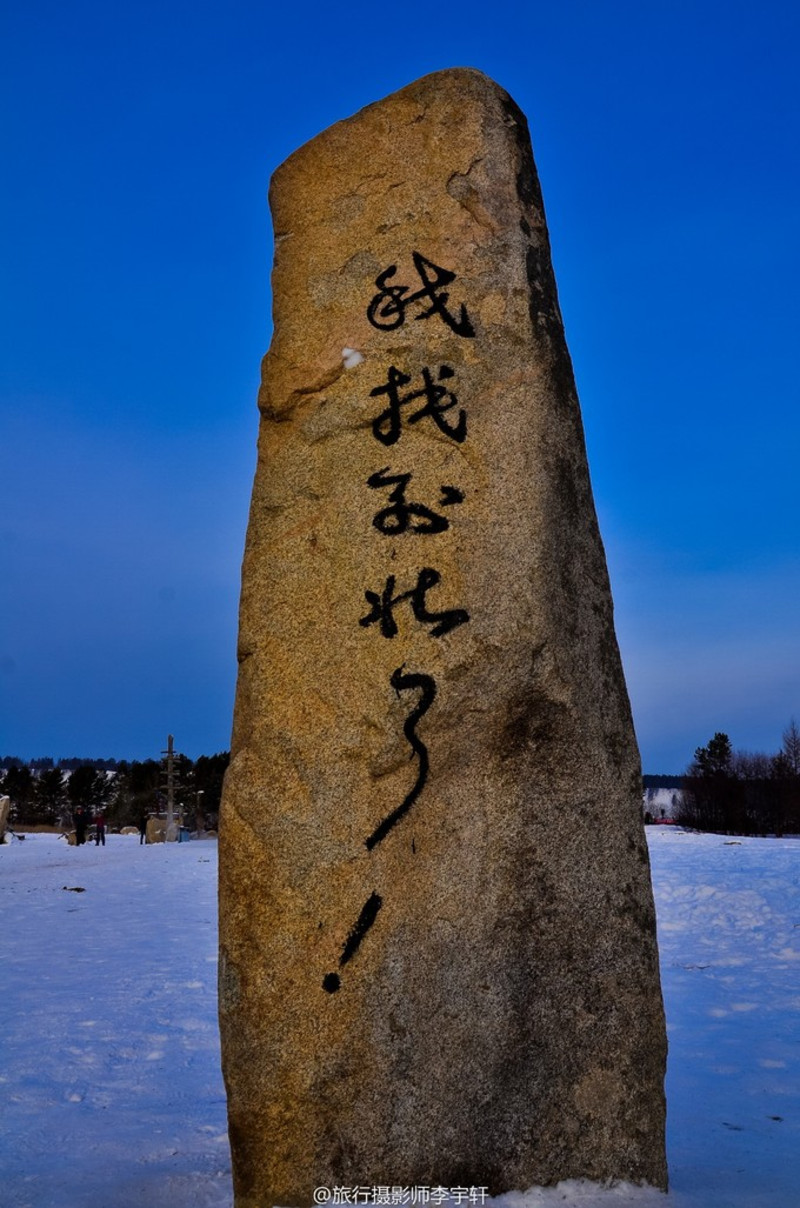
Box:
[446,159,497,232]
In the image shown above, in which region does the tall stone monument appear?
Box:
[220,68,667,1207]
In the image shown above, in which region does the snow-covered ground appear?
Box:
[1,829,797,1208]
[1,834,230,1208]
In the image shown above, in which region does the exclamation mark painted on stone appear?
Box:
[323,891,383,993]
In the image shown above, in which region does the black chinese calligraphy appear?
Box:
[326,254,472,998]
[367,467,464,536]
[322,666,435,993]
[360,568,470,639]
[322,891,383,995]
[366,251,475,338]
[365,666,436,851]
[370,364,466,446]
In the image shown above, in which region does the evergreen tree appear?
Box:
[67,765,114,814]
[0,765,34,822]
[680,733,736,832]
[693,732,733,777]
[33,768,68,826]
[777,719,800,833]
[193,752,229,826]
[781,719,800,775]
[111,759,160,827]
[68,765,100,809]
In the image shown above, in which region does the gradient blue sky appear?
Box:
[2,0,798,771]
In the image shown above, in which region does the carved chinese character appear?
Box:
[367,467,464,535]
[323,665,437,994]
[360,568,469,639]
[365,665,436,851]
[370,364,466,446]
[367,251,475,338]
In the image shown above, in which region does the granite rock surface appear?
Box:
[219,67,668,1208]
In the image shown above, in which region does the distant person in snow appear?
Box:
[94,811,106,846]
[138,810,148,845]
[73,806,88,846]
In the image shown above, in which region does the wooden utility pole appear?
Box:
[162,734,177,841]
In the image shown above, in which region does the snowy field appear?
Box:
[1,828,798,1208]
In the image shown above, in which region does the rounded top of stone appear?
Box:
[385,65,504,92]
[271,67,516,184]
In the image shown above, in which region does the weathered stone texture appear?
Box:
[220,68,667,1207]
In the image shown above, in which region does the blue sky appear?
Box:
[2,0,798,771]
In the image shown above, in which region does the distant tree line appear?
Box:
[678,720,800,836]
[642,774,683,790]
[0,752,229,831]
[0,756,121,771]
